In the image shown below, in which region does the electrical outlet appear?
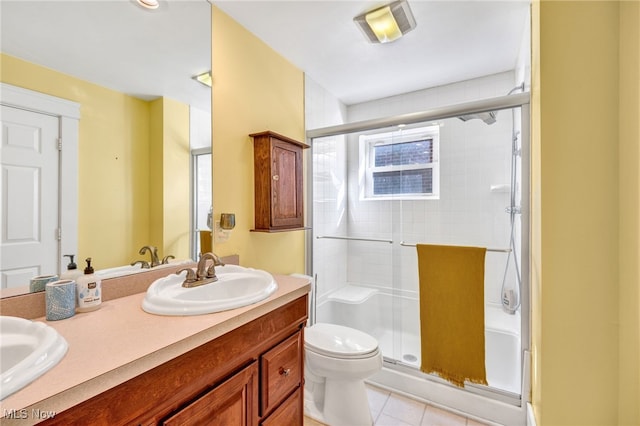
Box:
[214,220,231,243]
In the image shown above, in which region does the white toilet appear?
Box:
[304,322,383,426]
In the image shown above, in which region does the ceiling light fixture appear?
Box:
[193,71,212,88]
[354,0,417,44]
[136,0,159,10]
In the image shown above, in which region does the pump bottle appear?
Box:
[76,257,102,312]
[61,254,83,281]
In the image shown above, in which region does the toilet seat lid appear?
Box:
[305,323,379,358]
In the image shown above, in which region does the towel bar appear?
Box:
[399,241,511,253]
[316,236,393,244]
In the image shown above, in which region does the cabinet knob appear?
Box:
[279,367,291,377]
[272,175,279,181]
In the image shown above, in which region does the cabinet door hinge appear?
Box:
[57,138,63,151]
[56,228,62,241]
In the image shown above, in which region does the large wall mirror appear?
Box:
[0,0,212,298]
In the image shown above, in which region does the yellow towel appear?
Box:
[199,230,212,255]
[417,244,488,387]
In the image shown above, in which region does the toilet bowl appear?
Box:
[304,323,383,426]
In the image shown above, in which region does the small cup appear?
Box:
[220,213,236,230]
[45,279,76,321]
[30,274,59,293]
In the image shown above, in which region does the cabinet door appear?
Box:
[260,387,302,426]
[163,362,259,426]
[270,139,303,228]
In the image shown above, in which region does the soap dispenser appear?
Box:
[76,257,102,312]
[61,254,83,281]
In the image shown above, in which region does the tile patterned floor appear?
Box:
[304,384,489,426]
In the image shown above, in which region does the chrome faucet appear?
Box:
[196,252,225,279]
[177,252,225,288]
[133,246,174,269]
[139,246,160,267]
[131,260,150,269]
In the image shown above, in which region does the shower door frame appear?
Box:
[305,92,531,409]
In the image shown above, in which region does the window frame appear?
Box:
[360,125,440,201]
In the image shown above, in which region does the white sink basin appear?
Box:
[1,316,68,400]
[95,264,146,278]
[141,265,278,316]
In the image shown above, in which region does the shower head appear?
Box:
[458,111,497,125]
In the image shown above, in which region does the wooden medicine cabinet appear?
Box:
[250,131,309,232]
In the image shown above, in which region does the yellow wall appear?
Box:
[618,2,640,423]
[1,54,151,269]
[149,99,164,251]
[141,97,191,262]
[161,98,191,259]
[211,7,305,274]
[1,54,191,269]
[532,1,640,424]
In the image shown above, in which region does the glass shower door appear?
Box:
[308,94,531,420]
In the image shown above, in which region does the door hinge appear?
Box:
[57,228,62,241]
[57,138,62,151]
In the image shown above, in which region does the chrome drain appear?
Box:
[403,354,418,363]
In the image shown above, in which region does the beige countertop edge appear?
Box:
[0,275,310,425]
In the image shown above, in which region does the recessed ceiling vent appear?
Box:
[354,0,417,44]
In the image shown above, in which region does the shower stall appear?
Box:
[307,90,530,424]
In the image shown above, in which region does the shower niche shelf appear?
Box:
[250,131,309,232]
[327,285,379,304]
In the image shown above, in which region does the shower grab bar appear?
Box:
[400,241,511,253]
[316,236,393,244]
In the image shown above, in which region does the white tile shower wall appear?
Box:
[305,77,350,304]
[305,77,348,130]
[348,72,518,122]
[515,7,532,94]
[345,72,521,306]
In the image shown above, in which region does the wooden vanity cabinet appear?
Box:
[40,296,308,426]
[250,131,309,232]
[163,362,259,426]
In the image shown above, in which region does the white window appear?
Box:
[360,125,440,200]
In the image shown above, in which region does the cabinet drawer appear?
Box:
[260,331,302,416]
[260,386,302,426]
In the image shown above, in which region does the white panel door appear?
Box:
[1,105,59,289]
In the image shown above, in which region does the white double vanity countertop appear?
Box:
[0,272,310,425]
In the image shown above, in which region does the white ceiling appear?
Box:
[1,0,212,111]
[213,0,530,105]
[1,0,529,111]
